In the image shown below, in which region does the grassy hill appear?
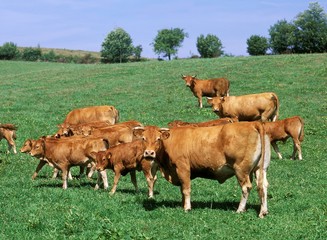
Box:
[0,54,326,239]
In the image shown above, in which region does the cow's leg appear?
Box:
[255,169,269,218]
[235,171,252,213]
[196,94,203,108]
[130,170,138,193]
[176,167,191,211]
[87,162,96,179]
[52,168,59,179]
[95,170,108,190]
[61,167,69,189]
[291,139,302,160]
[6,139,17,154]
[145,162,158,198]
[271,141,283,159]
[110,171,121,195]
[32,160,47,180]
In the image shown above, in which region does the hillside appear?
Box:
[0,54,326,239]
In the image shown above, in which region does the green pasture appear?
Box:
[0,54,326,239]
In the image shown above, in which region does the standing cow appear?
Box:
[264,116,304,160]
[207,92,279,121]
[0,123,17,154]
[62,105,119,125]
[134,123,271,218]
[182,75,230,108]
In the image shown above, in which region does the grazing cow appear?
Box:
[94,140,158,198]
[0,123,17,154]
[207,92,279,121]
[263,116,304,160]
[20,138,73,180]
[133,123,271,218]
[29,136,109,189]
[181,75,230,108]
[62,105,119,125]
[168,117,238,128]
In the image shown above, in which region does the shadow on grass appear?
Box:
[143,198,259,213]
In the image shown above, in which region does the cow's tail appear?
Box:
[271,93,279,121]
[256,122,271,218]
[298,116,305,142]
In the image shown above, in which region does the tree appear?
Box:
[152,28,188,60]
[0,42,20,60]
[133,45,143,61]
[269,19,297,54]
[22,47,42,61]
[196,34,223,58]
[246,35,269,56]
[101,28,133,63]
[293,2,327,53]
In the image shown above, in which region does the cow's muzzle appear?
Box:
[144,150,156,159]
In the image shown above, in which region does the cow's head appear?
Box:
[133,126,169,160]
[207,97,225,115]
[181,75,197,87]
[30,138,45,158]
[56,123,74,137]
[79,125,93,136]
[95,151,109,171]
[20,139,35,153]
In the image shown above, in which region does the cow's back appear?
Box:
[63,105,119,125]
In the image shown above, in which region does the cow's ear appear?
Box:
[160,128,170,140]
[221,97,225,102]
[89,151,97,160]
[106,152,112,160]
[207,97,213,105]
[181,74,186,79]
[133,127,145,139]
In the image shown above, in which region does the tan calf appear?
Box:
[264,116,304,160]
[95,140,158,198]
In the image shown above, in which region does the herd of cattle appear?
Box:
[0,75,305,218]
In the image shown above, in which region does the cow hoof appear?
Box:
[259,211,268,218]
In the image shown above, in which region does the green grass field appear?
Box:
[0,54,326,239]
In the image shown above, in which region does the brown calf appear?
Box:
[264,116,304,160]
[95,140,158,198]
[0,123,17,154]
[30,136,109,189]
[182,75,230,108]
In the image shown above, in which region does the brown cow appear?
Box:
[207,92,279,121]
[29,136,109,189]
[0,123,17,154]
[264,116,304,160]
[62,105,119,125]
[20,138,74,180]
[182,75,230,108]
[168,117,238,128]
[134,123,271,218]
[94,140,158,198]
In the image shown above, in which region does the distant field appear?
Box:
[0,54,326,239]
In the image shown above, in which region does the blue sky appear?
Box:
[1,0,326,58]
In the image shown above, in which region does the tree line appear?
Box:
[0,2,326,63]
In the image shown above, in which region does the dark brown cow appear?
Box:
[62,105,119,125]
[182,75,230,108]
[168,117,238,128]
[134,123,271,218]
[0,123,17,154]
[94,140,158,198]
[264,116,304,160]
[29,136,109,189]
[207,92,279,121]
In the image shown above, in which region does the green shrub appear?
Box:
[0,42,20,60]
[22,47,42,61]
